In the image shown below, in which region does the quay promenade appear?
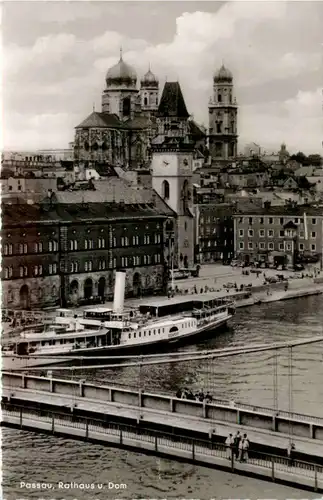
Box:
[3,372,323,461]
[2,404,323,493]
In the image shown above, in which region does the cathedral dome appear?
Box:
[213,64,233,83]
[106,53,137,87]
[141,68,158,86]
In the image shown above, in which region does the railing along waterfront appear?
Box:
[1,405,322,492]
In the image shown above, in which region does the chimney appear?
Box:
[113,270,126,313]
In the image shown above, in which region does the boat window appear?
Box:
[144,331,146,336]
[139,332,141,337]
[128,333,131,339]
[162,328,164,333]
[149,331,151,336]
[169,326,178,333]
[41,341,45,346]
[158,329,160,334]
[60,340,63,344]
[134,332,136,338]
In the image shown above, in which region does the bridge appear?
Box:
[2,336,323,492]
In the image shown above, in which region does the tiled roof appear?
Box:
[126,115,151,129]
[233,204,323,216]
[189,120,206,138]
[157,82,189,118]
[75,112,127,129]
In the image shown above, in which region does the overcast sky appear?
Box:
[2,1,323,154]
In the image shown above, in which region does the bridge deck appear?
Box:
[3,386,323,460]
[2,408,322,493]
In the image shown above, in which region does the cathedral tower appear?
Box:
[102,50,139,121]
[140,66,159,114]
[208,64,238,162]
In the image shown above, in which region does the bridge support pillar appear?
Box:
[236,410,241,425]
[21,375,27,389]
[79,381,84,397]
[169,398,174,412]
[49,379,54,393]
[138,389,142,407]
[108,388,112,402]
[309,424,315,439]
[272,415,278,432]
[202,401,207,418]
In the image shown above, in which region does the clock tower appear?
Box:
[151,141,194,269]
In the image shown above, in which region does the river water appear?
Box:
[2,296,323,500]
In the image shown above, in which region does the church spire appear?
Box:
[119,47,123,61]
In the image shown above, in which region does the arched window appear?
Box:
[162,180,170,200]
[122,97,131,117]
[169,326,178,333]
[144,97,148,106]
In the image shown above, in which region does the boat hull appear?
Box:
[2,315,232,370]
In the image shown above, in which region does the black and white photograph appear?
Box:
[1,1,323,499]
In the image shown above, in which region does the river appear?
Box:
[2,296,323,500]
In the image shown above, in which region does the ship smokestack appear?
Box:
[113,270,126,313]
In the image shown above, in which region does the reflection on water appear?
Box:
[2,296,323,499]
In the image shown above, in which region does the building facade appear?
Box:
[208,65,238,162]
[195,203,234,264]
[233,205,323,267]
[1,201,172,309]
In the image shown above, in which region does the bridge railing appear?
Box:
[2,404,322,490]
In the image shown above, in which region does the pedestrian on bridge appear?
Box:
[233,431,241,459]
[225,433,234,459]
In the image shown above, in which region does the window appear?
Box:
[98,237,105,249]
[259,217,264,224]
[239,229,244,237]
[248,229,254,237]
[248,217,253,225]
[133,255,140,266]
[286,229,291,237]
[162,180,170,199]
[311,231,316,239]
[34,265,43,276]
[84,261,93,271]
[154,254,161,263]
[259,229,265,237]
[121,257,128,267]
[49,263,57,275]
[259,242,265,250]
[85,239,93,250]
[4,244,13,255]
[70,261,78,273]
[248,242,253,250]
[286,243,292,251]
[19,265,28,277]
[99,259,106,270]
[299,231,304,238]
[34,242,43,253]
[268,230,274,237]
[49,240,58,252]
[299,243,304,251]
[280,218,284,225]
[154,234,161,244]
[294,218,299,224]
[311,244,316,251]
[279,230,284,237]
[4,267,13,279]
[312,218,317,225]
[70,240,78,251]
[268,217,273,224]
[239,242,244,250]
[19,243,28,254]
[132,235,139,245]
[268,242,274,250]
[112,257,117,268]
[279,243,284,251]
[144,235,150,244]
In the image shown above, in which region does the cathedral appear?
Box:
[74,50,160,176]
[73,53,238,268]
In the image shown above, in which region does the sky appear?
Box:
[2,0,323,154]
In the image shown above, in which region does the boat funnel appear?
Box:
[113,270,126,313]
